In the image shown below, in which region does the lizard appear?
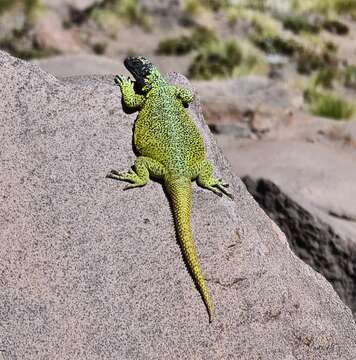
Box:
[107,56,233,322]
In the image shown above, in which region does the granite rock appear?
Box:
[1,51,356,359]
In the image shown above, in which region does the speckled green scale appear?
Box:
[107,56,233,322]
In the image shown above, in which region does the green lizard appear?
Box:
[107,56,233,322]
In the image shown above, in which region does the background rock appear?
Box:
[33,11,81,54]
[32,53,192,78]
[218,138,356,313]
[243,176,356,315]
[1,51,356,359]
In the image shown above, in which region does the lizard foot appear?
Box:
[195,160,234,200]
[114,74,133,88]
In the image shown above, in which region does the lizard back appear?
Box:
[134,85,205,176]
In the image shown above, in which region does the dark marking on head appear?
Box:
[124,56,155,86]
[124,56,167,92]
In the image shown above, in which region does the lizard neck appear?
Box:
[142,68,168,93]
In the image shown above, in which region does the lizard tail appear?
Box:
[165,176,213,322]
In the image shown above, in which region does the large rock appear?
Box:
[194,77,303,125]
[1,50,356,359]
[218,138,356,313]
[32,54,192,79]
[33,11,81,54]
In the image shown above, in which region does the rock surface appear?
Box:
[1,50,356,359]
[32,54,192,78]
[218,138,356,313]
[33,11,81,54]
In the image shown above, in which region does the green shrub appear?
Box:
[304,88,354,120]
[323,19,349,35]
[157,26,216,56]
[91,0,150,30]
[115,0,150,28]
[282,14,320,34]
[314,67,338,88]
[191,25,217,45]
[92,41,107,54]
[183,0,201,15]
[157,35,194,55]
[0,0,39,16]
[296,47,338,75]
[252,35,300,56]
[247,0,267,11]
[188,39,242,80]
[0,0,15,14]
[333,0,356,13]
[344,65,356,89]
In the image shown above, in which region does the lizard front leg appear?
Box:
[192,159,234,199]
[107,156,165,190]
[115,74,145,110]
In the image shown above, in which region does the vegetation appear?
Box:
[296,48,337,74]
[0,0,16,14]
[92,41,107,55]
[90,0,150,32]
[292,0,356,15]
[344,65,356,89]
[252,35,300,56]
[304,87,354,120]
[332,0,356,13]
[157,26,216,55]
[314,67,337,88]
[281,14,320,34]
[0,36,57,59]
[240,9,282,37]
[0,0,39,15]
[323,19,349,35]
[183,0,202,16]
[188,39,243,80]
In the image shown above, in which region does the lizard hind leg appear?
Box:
[107,156,165,190]
[194,159,234,199]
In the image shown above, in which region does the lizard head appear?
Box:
[124,56,166,92]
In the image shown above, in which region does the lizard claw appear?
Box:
[115,74,133,88]
[218,179,229,188]
[114,74,124,86]
[106,169,124,179]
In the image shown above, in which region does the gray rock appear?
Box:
[219,138,356,313]
[66,0,103,12]
[243,176,356,314]
[32,54,192,79]
[33,11,81,53]
[193,77,303,124]
[1,50,356,359]
[32,54,127,77]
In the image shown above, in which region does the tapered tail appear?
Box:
[165,176,213,322]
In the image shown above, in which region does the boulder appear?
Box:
[194,77,303,125]
[33,11,81,54]
[218,138,356,313]
[65,0,102,12]
[1,50,356,359]
[32,54,192,79]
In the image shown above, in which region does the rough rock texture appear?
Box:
[218,138,356,313]
[194,77,303,125]
[243,176,356,314]
[1,50,356,359]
